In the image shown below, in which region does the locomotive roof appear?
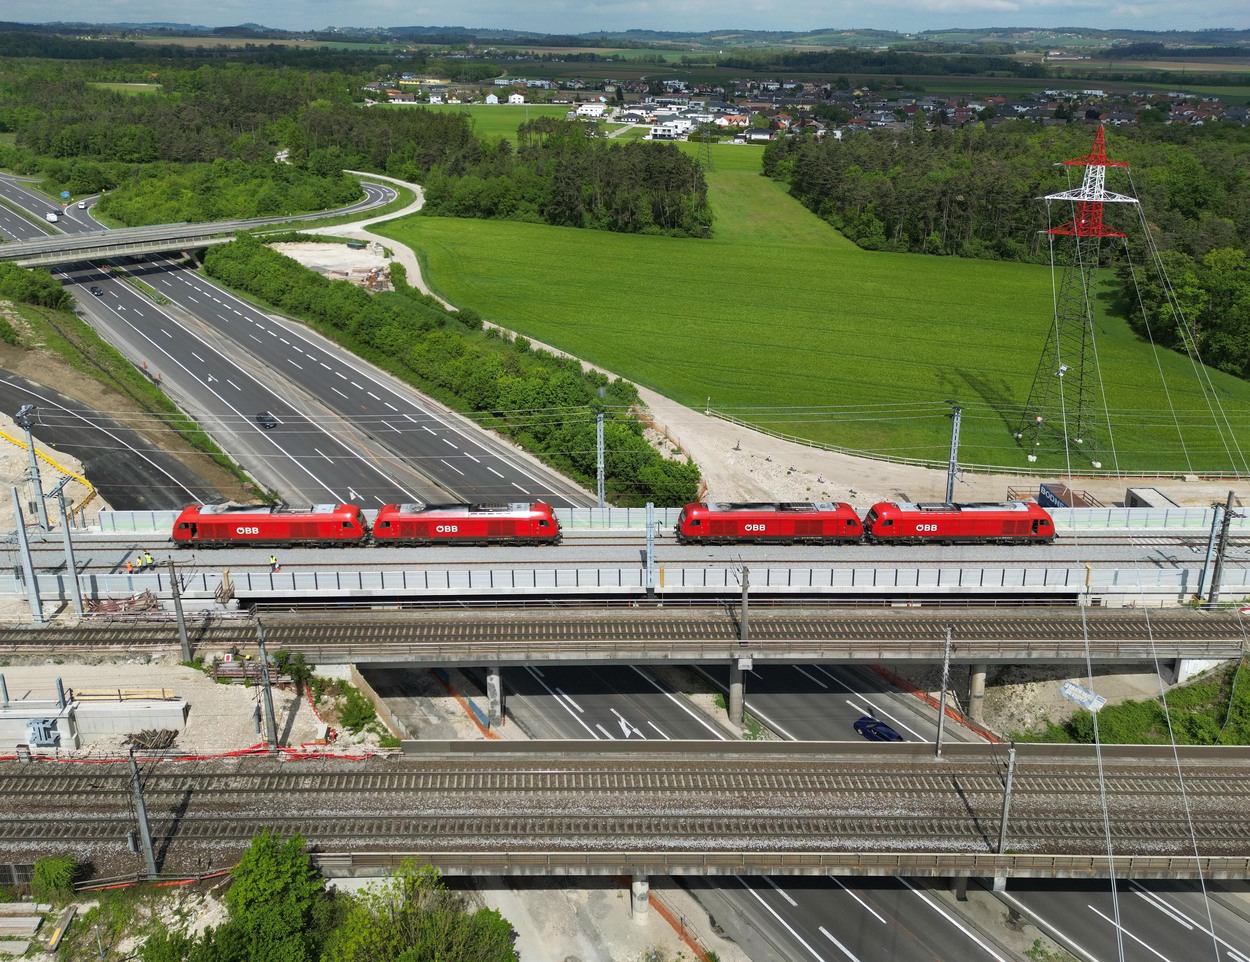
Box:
[193,502,352,516]
[387,502,539,514]
[888,500,1035,513]
[705,501,842,512]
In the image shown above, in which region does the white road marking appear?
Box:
[280,337,289,344]
[321,363,331,370]
[442,438,457,447]
[628,666,727,740]
[440,459,465,476]
[249,334,261,342]
[764,877,797,907]
[161,329,172,337]
[734,878,829,962]
[1087,904,1173,961]
[226,379,240,390]
[288,359,302,369]
[794,665,829,689]
[385,402,397,411]
[595,724,615,740]
[818,926,862,961]
[336,371,347,379]
[313,448,332,462]
[830,878,887,924]
[464,453,480,463]
[646,721,669,740]
[422,426,435,435]
[351,381,363,389]
[191,352,205,363]
[382,420,400,433]
[487,466,504,477]
[511,483,528,494]
[610,708,644,739]
[332,387,348,398]
[186,295,198,303]
[367,391,380,400]
[902,880,1012,962]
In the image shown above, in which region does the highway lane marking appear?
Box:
[818,926,861,961]
[385,402,397,411]
[374,496,386,505]
[464,453,480,463]
[280,337,289,344]
[313,448,332,462]
[268,329,278,336]
[336,371,347,379]
[288,359,303,369]
[646,721,669,740]
[422,426,436,435]
[764,877,797,906]
[511,483,528,494]
[332,387,348,399]
[442,438,457,447]
[1130,882,1245,958]
[734,877,830,962]
[405,415,417,422]
[382,420,400,433]
[351,381,363,390]
[440,459,465,476]
[161,329,172,337]
[844,698,924,742]
[830,878,886,924]
[367,391,380,400]
[249,334,261,342]
[793,665,829,689]
[226,379,240,390]
[321,363,332,371]
[610,708,644,738]
[522,669,598,738]
[186,295,198,303]
[1131,885,1193,930]
[1086,904,1174,962]
[554,688,583,712]
[628,666,726,740]
[595,724,615,739]
[902,879,1011,962]
[191,352,205,363]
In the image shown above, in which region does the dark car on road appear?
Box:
[853,716,903,742]
[89,286,105,297]
[256,411,278,429]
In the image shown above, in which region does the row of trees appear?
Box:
[422,117,712,236]
[204,235,701,504]
[140,832,516,962]
[765,121,1250,381]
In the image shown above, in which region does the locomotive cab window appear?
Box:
[539,520,550,527]
[688,518,701,527]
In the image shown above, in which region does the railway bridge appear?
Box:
[1,741,1248,895]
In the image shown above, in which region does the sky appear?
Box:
[4,1,1247,36]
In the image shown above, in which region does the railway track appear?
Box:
[1,608,1245,653]
[1,753,1247,858]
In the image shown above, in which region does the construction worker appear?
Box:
[143,551,154,570]
[135,553,145,572]
[125,559,134,575]
[269,554,279,573]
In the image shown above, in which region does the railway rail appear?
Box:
[0,608,1244,656]
[2,749,1249,877]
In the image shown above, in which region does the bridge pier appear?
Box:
[728,662,745,728]
[968,663,988,725]
[486,666,504,727]
[630,873,650,920]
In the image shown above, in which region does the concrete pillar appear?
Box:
[728,663,744,727]
[630,873,650,920]
[968,663,988,725]
[992,875,1007,893]
[952,875,969,901]
[486,666,503,727]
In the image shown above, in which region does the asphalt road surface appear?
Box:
[0,371,222,510]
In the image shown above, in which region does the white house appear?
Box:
[484,93,499,105]
[508,93,525,105]
[575,103,607,118]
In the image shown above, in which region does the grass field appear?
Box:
[376,141,1250,474]
[415,103,576,140]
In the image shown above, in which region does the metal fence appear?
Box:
[95,505,1250,535]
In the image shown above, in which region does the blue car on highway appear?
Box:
[853,716,903,742]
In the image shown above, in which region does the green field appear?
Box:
[415,103,576,140]
[377,142,1250,474]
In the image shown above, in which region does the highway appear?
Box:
[0,173,593,508]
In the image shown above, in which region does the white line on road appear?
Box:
[555,688,583,712]
[511,483,528,494]
[440,459,465,476]
[442,438,457,447]
[764,877,797,907]
[249,334,261,342]
[734,878,829,962]
[288,358,302,369]
[818,926,862,961]
[628,666,727,740]
[385,402,397,411]
[422,426,435,435]
[332,387,348,398]
[161,329,172,337]
[191,352,204,363]
[794,665,829,689]
[313,448,332,462]
[487,467,503,477]
[321,363,331,370]
[367,391,380,400]
[595,724,615,740]
[903,879,1012,962]
[350,381,363,389]
[280,337,289,344]
[830,878,886,924]
[646,721,669,740]
[336,371,347,379]
[464,453,480,463]
[226,379,240,390]
[382,420,400,433]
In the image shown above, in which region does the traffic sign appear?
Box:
[1060,680,1106,713]
[60,191,70,199]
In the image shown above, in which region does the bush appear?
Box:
[31,854,76,902]
[339,685,377,733]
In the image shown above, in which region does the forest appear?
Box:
[421,117,712,236]
[763,121,1250,380]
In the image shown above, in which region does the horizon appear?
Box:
[3,5,1247,38]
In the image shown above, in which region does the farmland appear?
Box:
[381,141,1250,475]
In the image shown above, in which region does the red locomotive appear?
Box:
[674,501,863,544]
[863,500,1055,545]
[371,501,562,545]
[172,503,368,546]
